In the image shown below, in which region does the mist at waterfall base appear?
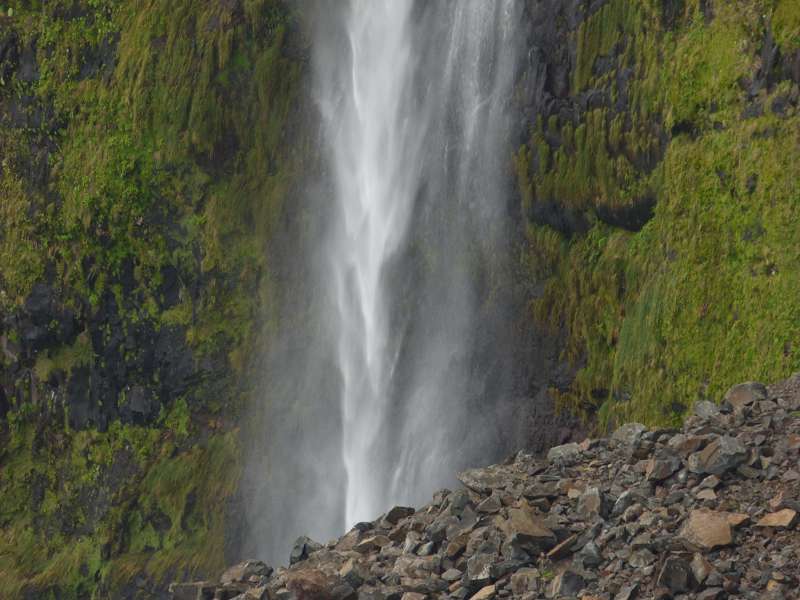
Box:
[241,0,541,566]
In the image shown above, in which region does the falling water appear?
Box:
[317,0,523,527]
[243,0,526,564]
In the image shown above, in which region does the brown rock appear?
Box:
[724,382,767,412]
[499,502,556,550]
[696,489,717,501]
[691,553,713,584]
[755,509,798,529]
[470,584,496,600]
[577,487,604,518]
[354,535,391,553]
[286,569,334,600]
[678,510,733,550]
[723,512,750,527]
[668,434,707,457]
[220,560,272,585]
[385,506,415,524]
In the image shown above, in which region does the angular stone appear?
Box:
[466,553,494,587]
[458,467,508,494]
[723,512,750,527]
[469,584,496,600]
[678,510,733,550]
[355,535,391,554]
[694,400,721,419]
[612,423,647,446]
[668,434,707,457]
[755,509,798,529]
[699,474,721,489]
[510,568,538,595]
[691,553,713,584]
[385,506,415,524]
[232,587,269,600]
[286,569,336,600]
[445,532,469,558]
[696,489,716,501]
[339,559,366,588]
[499,503,556,551]
[724,382,767,412]
[614,583,638,600]
[690,436,748,475]
[646,450,681,481]
[400,593,425,600]
[290,536,322,564]
[547,442,581,463]
[577,487,604,518]
[442,568,462,582]
[221,560,273,585]
[169,582,216,600]
[656,556,696,593]
[549,569,585,598]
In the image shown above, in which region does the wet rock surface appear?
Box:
[173,377,800,599]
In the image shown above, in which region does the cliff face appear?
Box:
[515,0,800,426]
[0,1,308,596]
[0,0,798,597]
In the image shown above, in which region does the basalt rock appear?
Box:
[173,377,800,600]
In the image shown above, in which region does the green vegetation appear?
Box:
[519,0,800,428]
[0,412,239,597]
[0,0,302,596]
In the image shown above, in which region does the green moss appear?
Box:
[0,0,302,595]
[774,0,800,51]
[521,0,800,429]
[34,332,94,382]
[0,418,239,598]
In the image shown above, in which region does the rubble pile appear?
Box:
[171,378,800,599]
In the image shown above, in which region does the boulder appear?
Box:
[547,442,581,463]
[221,560,273,585]
[755,509,798,529]
[612,423,647,446]
[693,400,721,420]
[656,556,696,593]
[499,504,556,552]
[385,506,415,524]
[678,510,732,550]
[724,381,767,412]
[689,436,747,475]
[645,450,681,481]
[290,536,322,564]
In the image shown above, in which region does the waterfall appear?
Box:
[243,0,525,564]
[319,0,522,528]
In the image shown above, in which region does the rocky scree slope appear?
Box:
[176,377,800,600]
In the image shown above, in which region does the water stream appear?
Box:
[245,0,525,564]
[318,0,522,529]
